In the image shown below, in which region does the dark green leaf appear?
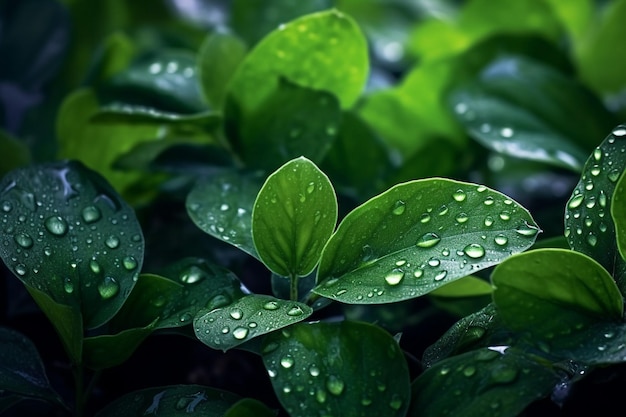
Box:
[224,398,277,417]
[252,157,337,277]
[611,169,626,262]
[94,385,241,417]
[0,129,31,177]
[492,249,623,344]
[0,161,144,329]
[186,171,261,258]
[194,294,313,351]
[565,124,626,289]
[83,323,155,370]
[225,78,341,171]
[409,347,560,417]
[227,9,368,114]
[314,178,539,303]
[261,321,410,417]
[0,327,65,407]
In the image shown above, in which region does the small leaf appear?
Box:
[224,398,277,417]
[492,249,623,344]
[0,160,144,329]
[83,323,155,370]
[409,347,560,417]
[314,178,539,303]
[194,294,313,351]
[0,327,65,408]
[261,321,410,417]
[565,124,626,289]
[186,171,261,258]
[94,385,242,417]
[0,129,30,177]
[252,157,337,277]
[611,169,626,262]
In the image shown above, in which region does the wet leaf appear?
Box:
[409,347,560,417]
[224,398,277,417]
[252,157,337,277]
[492,249,623,344]
[83,323,155,370]
[94,385,241,417]
[611,169,626,262]
[0,160,144,329]
[261,320,410,417]
[194,294,313,352]
[314,178,539,303]
[565,124,626,290]
[186,171,261,259]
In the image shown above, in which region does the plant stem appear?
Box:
[290,274,299,301]
[72,364,85,417]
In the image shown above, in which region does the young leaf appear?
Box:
[252,157,337,277]
[186,171,262,259]
[224,398,277,417]
[83,324,155,370]
[194,294,313,351]
[94,385,242,417]
[227,9,368,114]
[611,169,626,262]
[0,327,66,409]
[314,178,540,304]
[492,249,623,345]
[565,124,626,288]
[409,347,560,417]
[0,160,144,329]
[261,321,410,417]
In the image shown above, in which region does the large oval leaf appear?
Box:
[252,157,337,277]
[314,178,539,303]
[261,321,410,417]
[0,161,144,329]
[492,249,623,344]
[194,294,313,352]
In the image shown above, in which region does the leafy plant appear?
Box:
[2,1,626,416]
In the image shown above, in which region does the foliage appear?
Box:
[2,0,626,416]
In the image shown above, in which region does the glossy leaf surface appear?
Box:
[492,249,623,343]
[0,161,144,329]
[83,324,155,370]
[186,172,262,259]
[94,385,241,417]
[224,398,277,417]
[253,157,337,277]
[194,294,313,351]
[315,178,539,303]
[613,170,626,262]
[262,321,410,417]
[410,347,559,417]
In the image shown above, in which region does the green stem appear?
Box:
[72,364,85,417]
[290,274,299,301]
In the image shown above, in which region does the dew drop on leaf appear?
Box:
[389,394,403,410]
[612,126,626,136]
[89,259,101,274]
[452,190,466,202]
[413,269,424,278]
[385,269,404,286]
[483,197,495,206]
[608,169,621,182]
[464,243,485,259]
[326,375,345,395]
[392,200,406,215]
[515,221,540,237]
[98,276,120,299]
[14,263,26,276]
[122,256,138,270]
[420,213,431,223]
[309,365,320,377]
[287,306,304,316]
[14,233,33,249]
[434,270,447,281]
[63,277,74,294]
[105,235,120,249]
[494,234,508,246]
[280,356,294,369]
[44,216,68,236]
[428,257,440,267]
[416,232,441,248]
[484,216,494,226]
[463,366,476,377]
[229,308,243,320]
[455,213,468,223]
[81,206,101,223]
[232,326,249,340]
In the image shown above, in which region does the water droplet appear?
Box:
[81,206,101,223]
[280,356,294,369]
[599,191,607,208]
[608,169,621,182]
[416,233,441,248]
[326,375,345,395]
[413,269,424,278]
[483,197,494,206]
[14,233,33,249]
[44,247,52,256]
[14,263,27,276]
[105,235,120,249]
[232,326,248,340]
[455,213,468,223]
[590,164,601,176]
[613,126,626,136]
[392,200,406,215]
[180,266,205,284]
[463,366,476,377]
[500,127,514,138]
[452,190,466,202]
[63,277,74,294]
[587,233,598,247]
[438,205,449,215]
[389,394,403,410]
[593,148,602,161]
[315,388,327,403]
[491,366,518,384]
[494,234,508,246]
[464,243,485,259]
[420,213,431,223]
[44,216,68,236]
[306,182,315,194]
[1,201,12,212]
[309,365,320,377]
[89,259,101,274]
[499,211,511,221]
[385,269,404,286]
[229,308,243,320]
[179,312,192,323]
[515,221,540,237]
[434,270,447,281]
[428,257,440,267]
[122,256,138,270]
[287,306,304,316]
[98,276,120,299]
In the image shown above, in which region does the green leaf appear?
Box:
[83,323,155,370]
[449,55,616,171]
[194,294,313,351]
[428,275,492,298]
[252,157,337,277]
[565,124,626,289]
[261,321,410,417]
[0,130,31,177]
[186,171,261,259]
[0,160,144,329]
[0,327,66,408]
[197,32,247,108]
[227,9,368,114]
[224,398,277,417]
[613,170,626,262]
[409,347,560,417]
[492,249,623,344]
[94,385,242,417]
[225,78,342,171]
[314,178,539,304]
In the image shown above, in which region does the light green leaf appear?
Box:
[314,178,539,304]
[492,249,623,344]
[186,171,261,259]
[261,321,410,417]
[429,276,492,298]
[194,294,313,352]
[227,9,368,114]
[613,170,626,262]
[409,347,559,417]
[94,385,242,417]
[0,161,144,329]
[0,130,30,177]
[252,157,337,277]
